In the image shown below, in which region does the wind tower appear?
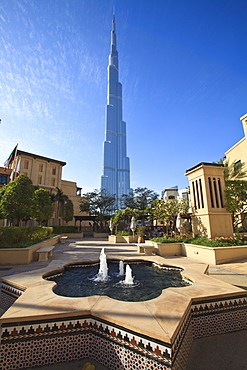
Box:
[101,16,131,208]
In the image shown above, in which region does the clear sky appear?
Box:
[0,0,246,196]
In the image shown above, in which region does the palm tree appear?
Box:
[216,158,247,181]
[50,187,69,225]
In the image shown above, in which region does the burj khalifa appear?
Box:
[101,16,131,208]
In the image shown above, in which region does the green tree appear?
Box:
[225,180,247,230]
[51,187,69,225]
[32,188,53,225]
[111,208,141,233]
[61,199,74,225]
[215,159,247,230]
[80,189,116,224]
[0,187,5,220]
[0,174,35,225]
[121,187,158,210]
[148,198,189,233]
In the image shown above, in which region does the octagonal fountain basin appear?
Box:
[44,251,192,302]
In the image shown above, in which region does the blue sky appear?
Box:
[0,0,246,196]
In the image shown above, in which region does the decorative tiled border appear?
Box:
[0,281,25,312]
[1,315,172,370]
[172,293,247,369]
[1,279,246,369]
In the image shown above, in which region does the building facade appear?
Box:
[186,163,233,238]
[224,113,247,180]
[224,112,247,229]
[0,150,84,227]
[101,17,131,208]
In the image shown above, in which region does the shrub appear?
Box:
[234,226,247,234]
[136,226,146,236]
[52,226,79,234]
[150,236,247,247]
[151,236,193,244]
[116,231,133,236]
[94,229,109,233]
[0,226,53,248]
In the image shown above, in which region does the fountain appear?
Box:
[118,261,124,276]
[95,248,108,281]
[45,256,191,302]
[124,264,134,285]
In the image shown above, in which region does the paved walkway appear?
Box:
[1,238,247,369]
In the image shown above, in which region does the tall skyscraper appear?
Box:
[101,16,131,208]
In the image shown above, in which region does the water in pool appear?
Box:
[45,260,191,302]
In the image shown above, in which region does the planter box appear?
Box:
[108,235,138,244]
[0,235,61,265]
[154,242,182,257]
[93,233,109,238]
[152,242,247,265]
[62,233,84,239]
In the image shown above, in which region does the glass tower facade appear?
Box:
[101,17,131,208]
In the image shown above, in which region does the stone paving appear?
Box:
[1,237,247,369]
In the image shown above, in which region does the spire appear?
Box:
[110,14,118,69]
[111,15,116,50]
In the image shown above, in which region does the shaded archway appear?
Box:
[74,215,96,232]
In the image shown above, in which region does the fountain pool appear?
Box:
[44,259,191,302]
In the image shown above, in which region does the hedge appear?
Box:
[0,226,53,248]
[52,225,79,234]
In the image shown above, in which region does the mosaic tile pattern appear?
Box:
[0,282,25,312]
[1,279,246,370]
[172,293,247,369]
[1,316,172,370]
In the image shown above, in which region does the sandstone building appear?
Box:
[0,150,85,227]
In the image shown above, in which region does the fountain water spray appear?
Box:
[119,261,124,276]
[96,248,108,281]
[124,264,134,285]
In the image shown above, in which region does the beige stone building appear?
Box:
[224,113,247,179]
[224,112,247,229]
[0,150,85,227]
[186,163,233,238]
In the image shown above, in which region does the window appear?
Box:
[234,160,242,176]
[38,175,42,184]
[234,160,241,167]
[52,178,55,187]
[52,167,56,175]
[195,180,201,209]
[77,188,82,196]
[39,164,43,172]
[208,178,214,208]
[199,179,204,208]
[213,178,219,208]
[218,178,224,208]
[192,181,197,209]
[24,160,29,170]
[0,175,7,185]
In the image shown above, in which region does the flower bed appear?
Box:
[150,240,247,265]
[151,235,247,247]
